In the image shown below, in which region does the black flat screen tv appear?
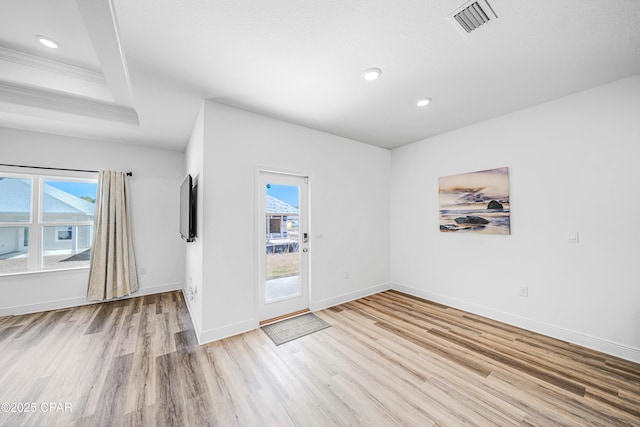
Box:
[180,174,196,242]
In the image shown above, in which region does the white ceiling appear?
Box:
[0,0,639,151]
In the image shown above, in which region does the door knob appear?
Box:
[302,248,308,253]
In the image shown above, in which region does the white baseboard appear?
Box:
[198,318,258,345]
[193,282,392,345]
[310,282,392,312]
[180,286,203,343]
[0,282,183,317]
[179,283,258,345]
[391,283,640,364]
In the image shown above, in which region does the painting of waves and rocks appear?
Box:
[439,167,510,235]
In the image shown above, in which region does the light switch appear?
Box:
[568,232,579,243]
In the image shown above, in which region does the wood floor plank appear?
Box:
[91,353,135,423]
[0,289,639,426]
[155,352,187,426]
[0,325,21,344]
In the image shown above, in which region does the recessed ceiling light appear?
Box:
[363,68,382,81]
[36,35,60,49]
[417,98,432,107]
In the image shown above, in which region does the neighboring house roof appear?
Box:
[266,195,298,215]
[0,178,95,215]
[43,184,95,215]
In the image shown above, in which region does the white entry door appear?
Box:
[258,171,309,322]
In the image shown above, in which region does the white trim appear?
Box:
[181,287,203,343]
[0,46,106,84]
[0,265,89,278]
[0,282,182,317]
[391,282,640,364]
[310,282,392,312]
[75,0,136,107]
[198,318,258,345]
[254,164,309,179]
[193,282,391,345]
[255,166,311,323]
[0,172,97,276]
[0,80,139,125]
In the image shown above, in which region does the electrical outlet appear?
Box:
[519,286,528,297]
[140,267,147,275]
[345,272,350,279]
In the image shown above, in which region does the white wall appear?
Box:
[7,74,636,364]
[390,74,640,362]
[189,101,391,342]
[0,127,185,315]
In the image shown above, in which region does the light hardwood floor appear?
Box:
[0,290,639,426]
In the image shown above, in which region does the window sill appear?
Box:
[0,266,90,279]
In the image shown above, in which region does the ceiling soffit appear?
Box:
[0,0,138,128]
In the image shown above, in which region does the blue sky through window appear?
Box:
[266,184,298,207]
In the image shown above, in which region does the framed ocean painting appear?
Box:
[439,167,510,235]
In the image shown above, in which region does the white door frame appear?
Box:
[255,166,310,322]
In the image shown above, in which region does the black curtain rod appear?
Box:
[0,163,132,176]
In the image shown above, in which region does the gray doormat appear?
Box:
[261,313,331,345]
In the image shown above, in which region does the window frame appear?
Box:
[0,169,97,275]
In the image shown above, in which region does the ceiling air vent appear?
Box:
[449,0,498,34]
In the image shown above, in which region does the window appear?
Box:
[57,226,73,241]
[269,217,282,235]
[0,173,97,274]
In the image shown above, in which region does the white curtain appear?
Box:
[87,170,139,301]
